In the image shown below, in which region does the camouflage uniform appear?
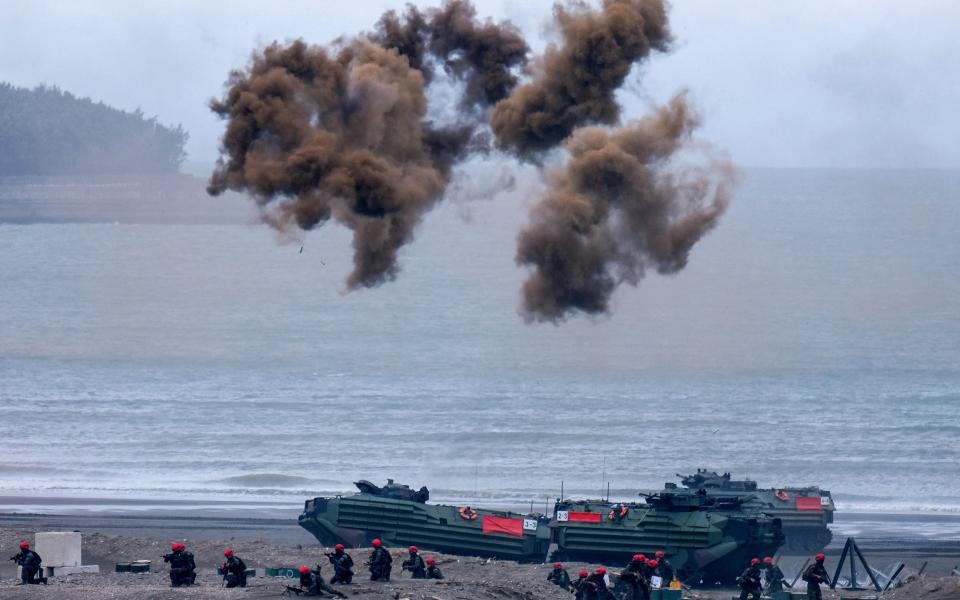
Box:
[368,547,393,581]
[765,564,786,593]
[618,561,650,600]
[803,563,830,600]
[13,549,46,585]
[738,564,762,600]
[426,564,444,579]
[548,567,571,590]
[328,550,354,583]
[402,552,426,578]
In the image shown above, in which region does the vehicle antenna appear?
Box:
[601,457,606,498]
[560,480,564,502]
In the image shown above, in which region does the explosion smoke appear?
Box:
[208,0,735,320]
[516,95,735,321]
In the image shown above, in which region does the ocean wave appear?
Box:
[214,474,318,488]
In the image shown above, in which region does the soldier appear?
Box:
[647,559,661,591]
[618,554,650,600]
[583,566,611,600]
[763,556,786,594]
[11,541,46,585]
[425,556,444,579]
[401,545,426,578]
[572,569,590,600]
[548,561,572,590]
[163,542,196,587]
[802,553,831,600]
[327,543,354,584]
[293,564,347,597]
[221,548,247,588]
[737,558,762,600]
[654,550,674,583]
[367,538,392,581]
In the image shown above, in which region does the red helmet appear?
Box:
[409,545,418,553]
[19,541,29,549]
[815,553,826,562]
[224,549,233,557]
[596,566,606,575]
[751,558,760,566]
[632,554,644,562]
[335,544,345,552]
[554,562,563,569]
[171,542,185,552]
[426,557,436,565]
[579,569,589,578]
[371,539,382,548]
[647,559,658,568]
[299,565,310,574]
[655,550,665,559]
[763,557,773,565]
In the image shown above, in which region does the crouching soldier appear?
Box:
[425,556,444,579]
[163,542,196,587]
[402,545,426,578]
[221,548,247,588]
[11,541,47,585]
[572,569,590,600]
[292,565,346,597]
[548,561,572,590]
[327,544,354,584]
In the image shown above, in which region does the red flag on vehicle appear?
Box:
[568,511,603,523]
[796,497,822,511]
[482,515,524,537]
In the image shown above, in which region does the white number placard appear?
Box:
[523,519,538,531]
[651,575,663,589]
[556,511,569,522]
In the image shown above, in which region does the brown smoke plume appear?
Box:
[516,94,736,321]
[209,2,527,288]
[491,0,671,158]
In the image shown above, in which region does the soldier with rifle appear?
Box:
[367,538,392,581]
[583,566,612,600]
[617,554,650,600]
[401,545,426,578]
[802,553,831,600]
[763,556,786,594]
[547,561,572,590]
[654,550,674,583]
[220,548,247,588]
[425,556,443,579]
[572,569,590,600]
[326,543,353,583]
[285,564,347,597]
[10,540,47,585]
[163,542,196,587]
[737,558,763,600]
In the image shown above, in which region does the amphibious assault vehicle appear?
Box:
[298,479,785,586]
[666,470,835,552]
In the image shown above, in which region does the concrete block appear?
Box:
[35,532,81,567]
[45,565,99,576]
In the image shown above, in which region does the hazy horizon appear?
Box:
[4,0,958,171]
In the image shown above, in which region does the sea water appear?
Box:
[1,168,958,518]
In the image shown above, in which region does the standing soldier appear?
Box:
[425,556,444,579]
[11,541,46,585]
[763,556,786,594]
[327,543,354,584]
[618,554,650,600]
[572,569,590,600]
[163,542,196,587]
[367,538,392,581]
[221,548,247,588]
[584,566,611,600]
[802,553,831,600]
[401,545,426,578]
[654,550,674,583]
[738,558,763,600]
[548,561,572,590]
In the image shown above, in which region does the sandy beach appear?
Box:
[2,502,959,600]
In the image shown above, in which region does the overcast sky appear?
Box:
[4,0,958,170]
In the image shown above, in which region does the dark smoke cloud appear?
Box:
[491,0,671,158]
[209,0,735,321]
[208,4,527,288]
[516,94,736,321]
